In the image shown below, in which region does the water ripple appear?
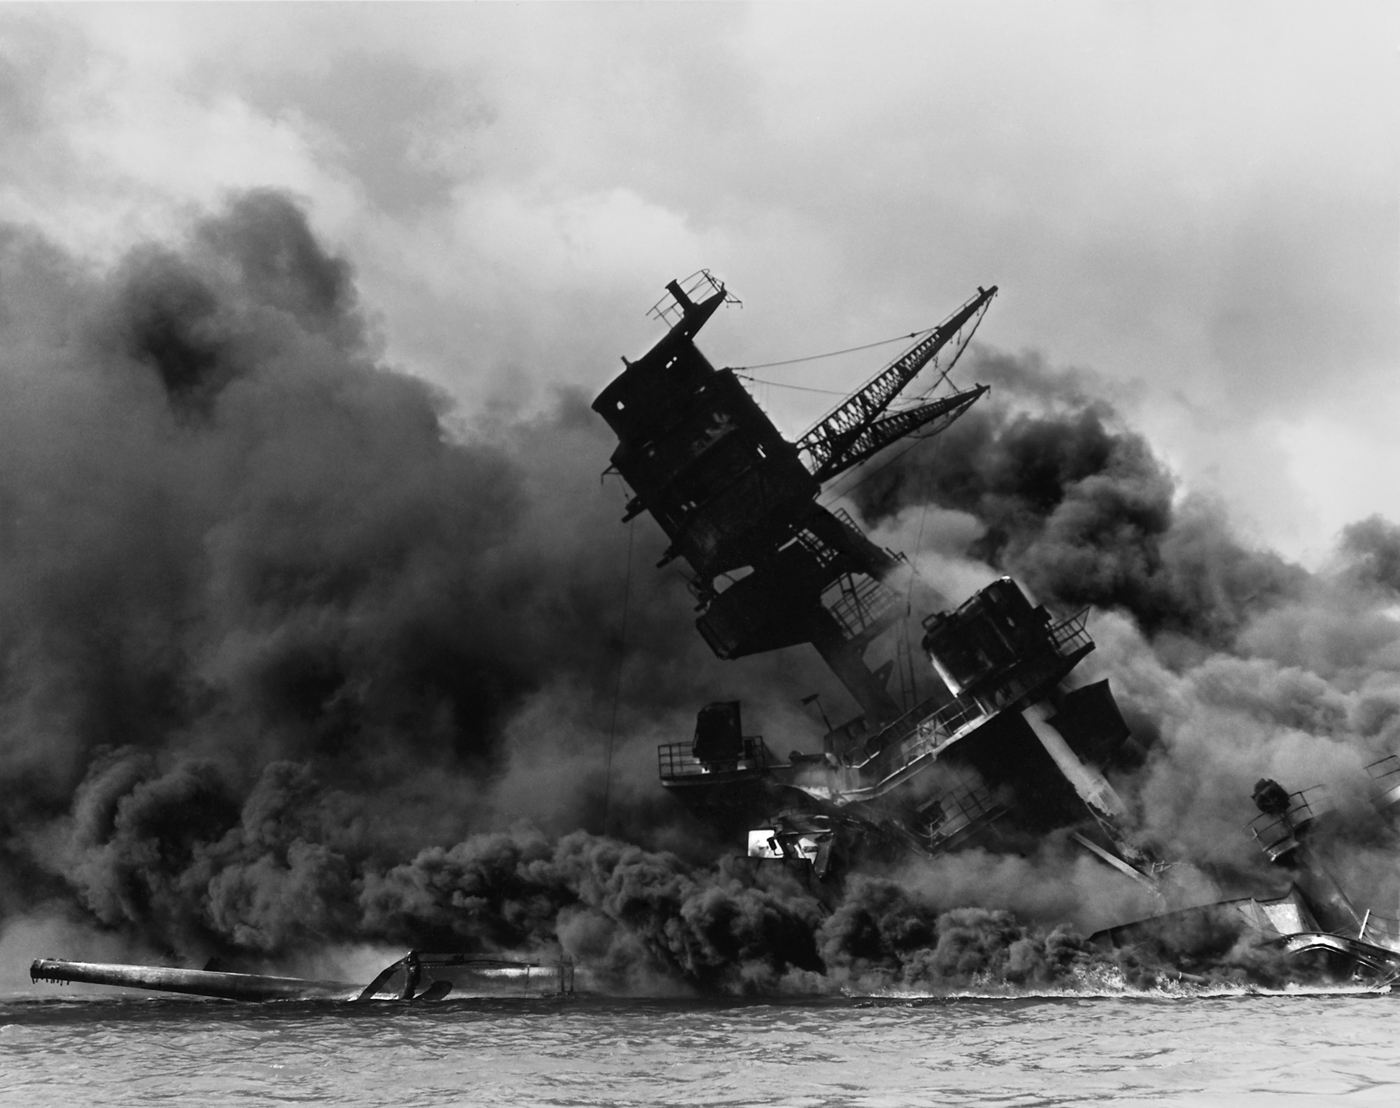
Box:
[3,995,1399,1107]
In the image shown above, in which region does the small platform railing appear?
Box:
[925,779,1005,850]
[1248,786,1326,863]
[1049,608,1093,657]
[658,736,767,781]
[1368,755,1400,813]
[647,270,739,328]
[826,573,901,640]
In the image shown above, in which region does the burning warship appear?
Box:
[592,271,1400,985]
[594,272,1146,884]
[30,271,1400,1000]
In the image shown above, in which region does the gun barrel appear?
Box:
[30,959,355,1001]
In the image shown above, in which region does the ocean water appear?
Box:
[4,991,1400,1107]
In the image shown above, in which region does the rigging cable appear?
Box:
[906,333,961,582]
[818,426,939,507]
[892,430,943,709]
[912,310,990,401]
[602,514,635,839]
[905,429,945,629]
[725,328,933,372]
[732,376,857,398]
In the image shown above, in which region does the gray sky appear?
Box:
[2,1,1394,564]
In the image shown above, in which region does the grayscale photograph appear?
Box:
[1,3,1397,1105]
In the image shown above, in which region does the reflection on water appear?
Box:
[3,992,1400,1107]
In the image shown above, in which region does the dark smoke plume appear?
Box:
[853,349,1306,647]
[0,193,697,936]
[2,192,1398,996]
[0,190,929,990]
[0,190,838,832]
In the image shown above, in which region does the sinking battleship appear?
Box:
[594,272,1146,883]
[593,271,1400,984]
[30,274,1400,1001]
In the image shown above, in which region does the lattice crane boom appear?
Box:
[796,285,997,481]
[817,384,989,483]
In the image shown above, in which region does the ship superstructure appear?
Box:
[593,273,1153,884]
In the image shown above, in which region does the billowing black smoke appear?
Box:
[2,190,982,992]
[853,350,1306,647]
[2,193,1397,996]
[1,191,836,822]
[0,191,755,951]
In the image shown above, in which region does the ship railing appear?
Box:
[1247,786,1327,862]
[925,779,1004,849]
[867,694,951,753]
[793,526,844,571]
[840,697,987,795]
[1367,755,1400,812]
[829,506,864,539]
[844,615,1096,798]
[658,736,767,781]
[915,698,985,742]
[647,270,737,328]
[1049,608,1093,658]
[825,573,901,639]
